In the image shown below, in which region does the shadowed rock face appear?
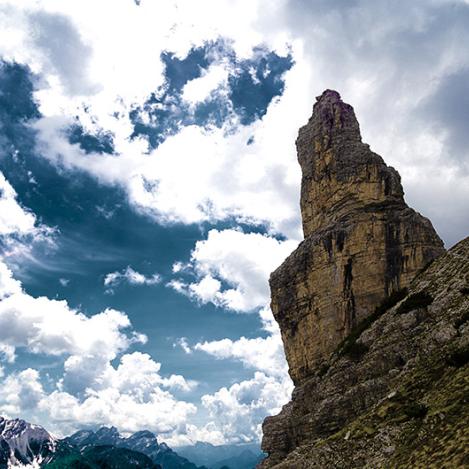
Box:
[259,91,460,468]
[270,90,444,385]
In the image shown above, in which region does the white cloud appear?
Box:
[178,307,293,445]
[198,371,292,444]
[182,64,229,105]
[194,308,287,378]
[40,386,196,439]
[0,261,21,300]
[0,359,197,439]
[171,262,186,274]
[0,172,38,238]
[195,334,285,378]
[0,368,45,416]
[0,343,16,363]
[0,287,145,360]
[174,337,192,355]
[169,229,297,312]
[0,171,55,270]
[104,266,161,289]
[32,91,303,237]
[0,259,198,439]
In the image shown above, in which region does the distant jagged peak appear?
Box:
[0,415,55,467]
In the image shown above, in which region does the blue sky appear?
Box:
[0,0,468,447]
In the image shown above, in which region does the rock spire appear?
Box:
[270,90,444,385]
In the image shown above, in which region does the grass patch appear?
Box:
[446,346,469,368]
[396,291,433,315]
[403,402,429,419]
[337,288,408,359]
[341,341,369,360]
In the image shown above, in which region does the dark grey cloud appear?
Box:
[29,11,98,96]
[417,68,469,168]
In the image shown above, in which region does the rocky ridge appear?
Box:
[0,416,55,468]
[259,91,468,467]
[62,426,203,469]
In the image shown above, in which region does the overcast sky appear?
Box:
[0,0,468,446]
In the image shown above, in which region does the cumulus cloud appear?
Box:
[167,230,295,443]
[0,173,37,237]
[0,368,45,416]
[0,259,198,438]
[0,361,197,438]
[0,286,145,360]
[104,266,161,289]
[169,229,297,312]
[194,308,287,378]
[0,179,195,440]
[182,64,229,105]
[176,307,293,444]
[198,371,292,444]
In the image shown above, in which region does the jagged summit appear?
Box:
[306,89,362,146]
[297,89,404,237]
[0,416,55,467]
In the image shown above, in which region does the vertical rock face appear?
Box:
[259,91,452,468]
[271,90,444,385]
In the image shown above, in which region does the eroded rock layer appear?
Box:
[271,90,444,384]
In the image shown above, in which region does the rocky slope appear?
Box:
[260,91,468,468]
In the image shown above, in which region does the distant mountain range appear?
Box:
[177,441,265,469]
[62,426,202,469]
[0,416,264,468]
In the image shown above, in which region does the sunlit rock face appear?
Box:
[270,90,444,385]
[257,91,469,469]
